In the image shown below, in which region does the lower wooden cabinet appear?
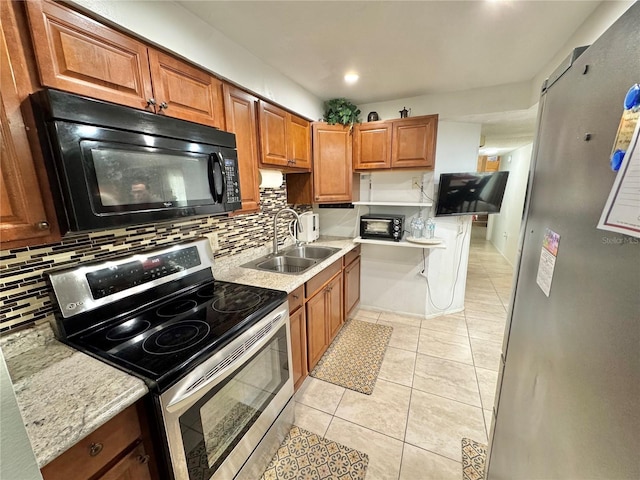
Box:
[305,260,344,372]
[288,286,307,392]
[288,248,361,387]
[40,401,155,480]
[344,254,361,320]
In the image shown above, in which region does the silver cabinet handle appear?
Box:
[147,98,156,106]
[36,221,49,230]
[137,454,150,464]
[159,102,168,110]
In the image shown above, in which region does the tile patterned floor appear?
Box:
[294,230,513,479]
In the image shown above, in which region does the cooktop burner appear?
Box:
[73,279,287,391]
[143,320,211,355]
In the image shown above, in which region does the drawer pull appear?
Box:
[88,442,103,457]
[137,454,151,464]
[292,294,299,299]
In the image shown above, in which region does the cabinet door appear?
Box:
[223,84,260,213]
[148,49,224,129]
[306,290,328,371]
[0,7,58,249]
[96,442,152,480]
[327,273,344,343]
[25,0,154,111]
[344,256,361,320]
[288,114,311,170]
[259,101,289,167]
[353,122,392,170]
[391,115,438,168]
[312,123,354,202]
[290,307,308,391]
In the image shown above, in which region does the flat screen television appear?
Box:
[435,171,509,217]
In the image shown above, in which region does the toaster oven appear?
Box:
[360,214,405,241]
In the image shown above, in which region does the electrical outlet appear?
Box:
[204,232,219,252]
[412,177,420,189]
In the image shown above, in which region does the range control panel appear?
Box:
[224,158,241,204]
[86,246,201,299]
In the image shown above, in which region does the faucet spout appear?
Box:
[273,208,303,255]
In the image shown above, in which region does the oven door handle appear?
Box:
[163,307,289,412]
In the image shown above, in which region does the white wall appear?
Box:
[488,144,533,265]
[69,0,324,120]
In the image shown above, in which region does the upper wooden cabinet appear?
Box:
[25,1,225,128]
[287,123,359,205]
[147,49,224,128]
[353,122,392,169]
[223,84,260,213]
[0,1,59,250]
[353,114,438,170]
[258,100,311,171]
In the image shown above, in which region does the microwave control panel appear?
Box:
[224,158,241,204]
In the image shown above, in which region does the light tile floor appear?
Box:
[293,230,514,479]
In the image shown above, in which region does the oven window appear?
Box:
[364,219,391,234]
[85,143,214,210]
[179,324,289,480]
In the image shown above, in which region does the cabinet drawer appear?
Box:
[41,404,142,480]
[305,259,341,300]
[288,285,304,313]
[343,245,361,267]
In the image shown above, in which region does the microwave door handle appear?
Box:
[215,152,227,201]
[207,153,223,203]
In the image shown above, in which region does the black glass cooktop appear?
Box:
[72,281,286,392]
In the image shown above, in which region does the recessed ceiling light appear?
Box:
[344,73,359,84]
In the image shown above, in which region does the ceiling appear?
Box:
[179,0,602,153]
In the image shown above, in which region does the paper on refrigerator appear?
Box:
[598,120,640,238]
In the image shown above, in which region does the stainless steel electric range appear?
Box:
[46,238,294,480]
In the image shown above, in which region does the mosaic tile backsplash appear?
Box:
[0,184,308,333]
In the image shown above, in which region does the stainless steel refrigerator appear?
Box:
[487,4,640,479]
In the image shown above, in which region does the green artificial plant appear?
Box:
[323,98,361,129]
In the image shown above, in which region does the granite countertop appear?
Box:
[1,236,357,468]
[214,237,358,291]
[1,324,148,468]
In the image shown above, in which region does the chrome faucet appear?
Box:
[273,208,303,255]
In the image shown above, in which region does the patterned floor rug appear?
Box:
[462,437,487,480]
[260,425,369,480]
[310,319,393,394]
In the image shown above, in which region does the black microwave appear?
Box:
[31,89,241,233]
[360,214,405,241]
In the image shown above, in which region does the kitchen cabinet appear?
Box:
[288,286,307,391]
[223,84,260,213]
[0,1,60,250]
[353,115,438,170]
[287,123,360,205]
[258,100,311,171]
[343,245,361,320]
[25,1,225,128]
[304,259,343,371]
[40,402,156,480]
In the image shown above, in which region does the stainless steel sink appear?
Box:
[241,245,341,275]
[280,245,340,260]
[256,256,316,273]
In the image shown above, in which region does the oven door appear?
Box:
[158,302,294,480]
[45,121,241,231]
